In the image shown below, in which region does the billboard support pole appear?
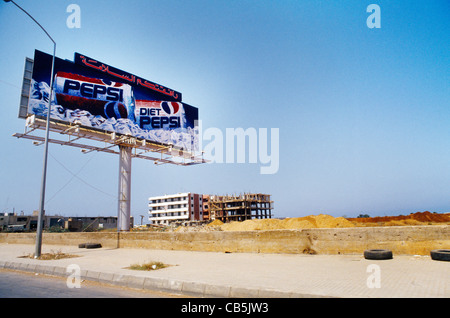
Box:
[117,145,132,232]
[4,0,57,258]
[35,43,55,258]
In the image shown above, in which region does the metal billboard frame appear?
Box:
[14,114,205,166]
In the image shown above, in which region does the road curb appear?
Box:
[0,260,329,298]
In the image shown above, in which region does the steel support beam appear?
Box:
[117,145,132,232]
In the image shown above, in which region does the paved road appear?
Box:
[0,269,183,298]
[1,244,448,298]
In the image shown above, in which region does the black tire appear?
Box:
[78,243,86,248]
[85,243,102,249]
[364,249,393,260]
[430,249,450,262]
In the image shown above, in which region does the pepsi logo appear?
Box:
[161,102,181,115]
[104,101,128,119]
[101,79,123,87]
[101,79,114,86]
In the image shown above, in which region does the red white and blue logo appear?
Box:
[161,101,181,115]
[136,101,183,130]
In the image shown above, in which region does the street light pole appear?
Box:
[4,0,56,258]
[35,43,55,258]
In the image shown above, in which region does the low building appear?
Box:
[0,213,66,232]
[0,213,132,232]
[65,216,133,232]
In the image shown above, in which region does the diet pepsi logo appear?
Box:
[138,102,182,129]
[161,102,180,115]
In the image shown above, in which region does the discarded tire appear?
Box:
[85,243,102,249]
[430,249,450,262]
[364,249,393,260]
[79,243,102,249]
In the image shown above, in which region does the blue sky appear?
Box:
[0,0,449,221]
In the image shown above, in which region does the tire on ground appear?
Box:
[85,243,102,249]
[430,249,450,262]
[364,249,393,260]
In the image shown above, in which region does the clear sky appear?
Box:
[0,0,449,222]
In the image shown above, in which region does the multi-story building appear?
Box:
[202,194,210,221]
[210,193,273,222]
[148,192,273,225]
[148,193,205,226]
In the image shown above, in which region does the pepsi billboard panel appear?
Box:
[29,50,198,151]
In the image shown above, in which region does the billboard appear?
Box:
[28,50,198,151]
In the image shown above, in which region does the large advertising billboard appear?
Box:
[28,50,198,151]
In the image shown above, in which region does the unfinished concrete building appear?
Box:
[210,193,273,222]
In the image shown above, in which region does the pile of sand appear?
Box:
[213,214,355,231]
[207,219,224,227]
[202,211,450,232]
[347,211,450,227]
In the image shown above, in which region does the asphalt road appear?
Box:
[0,269,183,298]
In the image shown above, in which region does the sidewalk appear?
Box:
[0,243,448,298]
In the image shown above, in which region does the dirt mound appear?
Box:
[207,219,224,227]
[219,214,355,231]
[347,211,450,227]
[175,211,450,232]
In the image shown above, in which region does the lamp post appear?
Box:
[4,0,56,258]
